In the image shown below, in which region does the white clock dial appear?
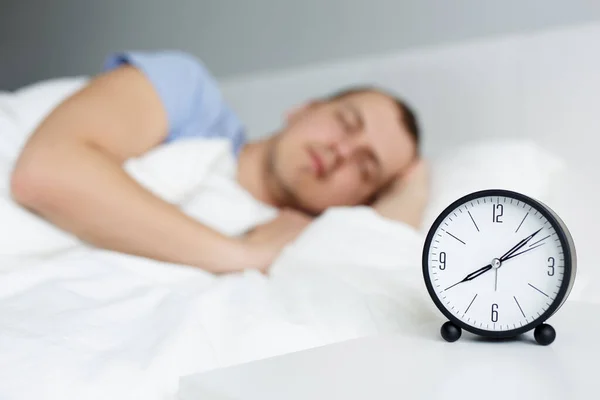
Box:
[424,193,567,334]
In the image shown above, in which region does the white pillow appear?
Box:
[420,139,567,235]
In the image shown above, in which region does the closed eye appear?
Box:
[337,111,354,133]
[358,156,379,182]
[338,105,363,133]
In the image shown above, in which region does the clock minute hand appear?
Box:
[499,227,543,262]
[444,264,492,291]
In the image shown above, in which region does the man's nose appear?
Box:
[332,138,358,163]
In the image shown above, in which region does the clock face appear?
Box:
[422,190,574,337]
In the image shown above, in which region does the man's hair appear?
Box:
[326,86,421,154]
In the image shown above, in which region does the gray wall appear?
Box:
[2,0,600,90]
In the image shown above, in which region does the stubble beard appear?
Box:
[265,140,312,214]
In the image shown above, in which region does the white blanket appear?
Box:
[0,80,432,400]
[0,208,431,400]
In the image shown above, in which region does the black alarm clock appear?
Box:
[422,189,577,345]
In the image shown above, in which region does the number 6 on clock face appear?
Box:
[422,189,576,339]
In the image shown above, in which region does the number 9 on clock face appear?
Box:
[422,189,576,338]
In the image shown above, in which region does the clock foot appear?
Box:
[534,323,556,345]
[440,321,462,342]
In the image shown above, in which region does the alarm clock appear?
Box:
[422,189,577,345]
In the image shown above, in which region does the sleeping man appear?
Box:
[9,51,429,274]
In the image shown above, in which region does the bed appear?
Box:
[1,22,599,400]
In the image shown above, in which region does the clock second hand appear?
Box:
[502,242,546,262]
[494,268,498,291]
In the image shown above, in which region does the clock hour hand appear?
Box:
[499,227,543,262]
[444,264,492,291]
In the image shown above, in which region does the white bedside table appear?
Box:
[178,300,600,400]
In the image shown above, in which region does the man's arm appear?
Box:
[9,66,268,273]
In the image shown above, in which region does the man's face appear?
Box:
[268,91,417,214]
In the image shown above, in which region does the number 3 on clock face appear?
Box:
[422,189,576,339]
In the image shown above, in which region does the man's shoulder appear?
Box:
[102,50,247,156]
[103,50,216,88]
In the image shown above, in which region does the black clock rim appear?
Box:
[421,189,574,339]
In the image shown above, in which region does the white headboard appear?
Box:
[220,22,600,170]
